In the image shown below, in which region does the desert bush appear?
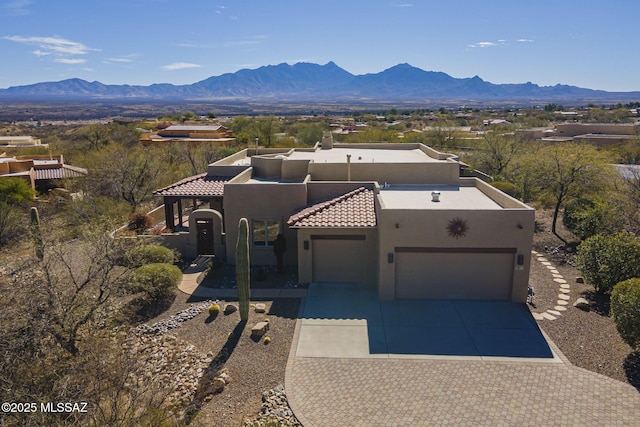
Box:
[576,232,640,293]
[128,263,182,300]
[563,197,624,240]
[0,177,35,204]
[128,210,153,233]
[124,244,177,267]
[610,278,640,349]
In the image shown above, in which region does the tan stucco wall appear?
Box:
[306,181,378,203]
[281,159,311,181]
[377,201,534,303]
[555,123,638,136]
[223,181,308,266]
[308,161,459,184]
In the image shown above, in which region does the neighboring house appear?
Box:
[140,124,235,145]
[154,133,534,303]
[519,123,640,146]
[0,135,49,149]
[0,154,87,192]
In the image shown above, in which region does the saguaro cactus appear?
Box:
[30,206,44,260]
[236,217,250,322]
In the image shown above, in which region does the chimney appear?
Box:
[321,131,333,149]
[347,154,351,181]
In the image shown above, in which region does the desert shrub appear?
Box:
[0,177,35,204]
[128,263,182,300]
[123,244,177,267]
[576,232,640,293]
[128,210,153,234]
[563,197,624,240]
[610,278,640,349]
[490,181,519,198]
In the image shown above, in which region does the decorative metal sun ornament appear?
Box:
[447,217,469,239]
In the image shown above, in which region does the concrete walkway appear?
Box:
[285,283,640,426]
[177,256,308,299]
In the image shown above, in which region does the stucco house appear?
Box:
[154,133,534,303]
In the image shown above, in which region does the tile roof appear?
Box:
[153,173,229,197]
[35,165,88,180]
[287,187,377,228]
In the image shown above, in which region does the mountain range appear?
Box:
[1,62,638,104]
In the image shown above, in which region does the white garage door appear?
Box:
[312,236,367,283]
[395,250,515,300]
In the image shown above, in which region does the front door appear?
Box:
[196,218,214,255]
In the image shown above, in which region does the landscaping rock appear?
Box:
[212,377,226,392]
[573,297,590,311]
[254,303,267,313]
[224,304,238,315]
[251,321,270,337]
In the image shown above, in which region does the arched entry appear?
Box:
[188,209,224,257]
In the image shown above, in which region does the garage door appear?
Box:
[312,235,366,283]
[395,249,515,300]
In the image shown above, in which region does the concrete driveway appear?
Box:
[296,282,557,360]
[286,283,640,426]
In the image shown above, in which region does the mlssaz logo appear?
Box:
[40,402,88,413]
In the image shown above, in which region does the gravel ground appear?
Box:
[151,291,300,426]
[528,210,639,390]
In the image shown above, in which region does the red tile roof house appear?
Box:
[154,133,534,302]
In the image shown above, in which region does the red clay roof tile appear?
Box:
[154,173,229,197]
[287,187,377,228]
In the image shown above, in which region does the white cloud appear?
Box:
[3,0,32,16]
[4,35,97,56]
[104,55,137,63]
[162,62,201,71]
[477,42,496,48]
[517,39,534,43]
[55,58,86,64]
[393,3,414,7]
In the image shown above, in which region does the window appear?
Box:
[253,219,280,247]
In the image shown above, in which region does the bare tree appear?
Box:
[17,227,130,356]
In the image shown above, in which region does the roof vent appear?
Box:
[321,131,333,149]
[431,191,441,202]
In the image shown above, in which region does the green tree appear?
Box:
[424,122,459,150]
[295,122,325,146]
[522,143,611,243]
[610,278,640,349]
[576,232,640,293]
[475,132,521,178]
[254,115,279,147]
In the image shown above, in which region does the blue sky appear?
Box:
[1,0,638,92]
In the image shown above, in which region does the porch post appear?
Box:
[164,197,175,231]
[177,198,183,228]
